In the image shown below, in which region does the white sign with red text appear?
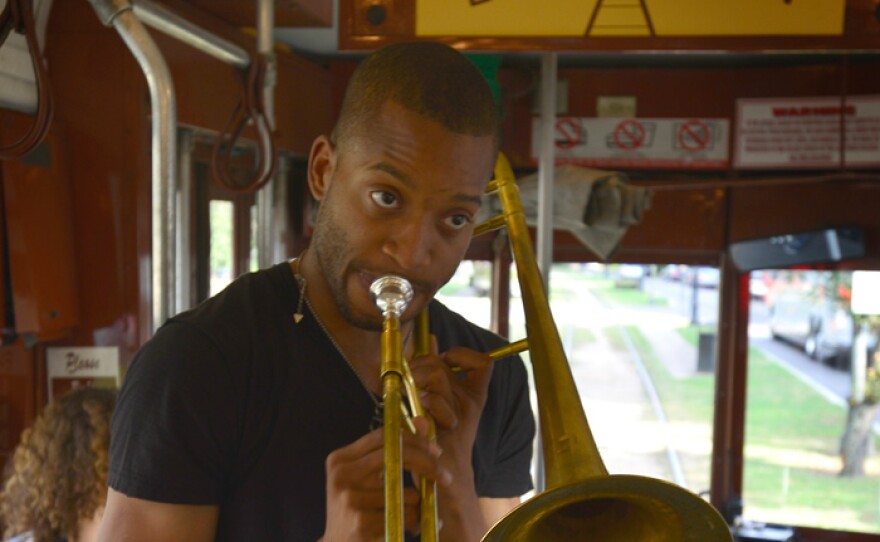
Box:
[46,346,119,398]
[734,95,880,169]
[532,117,729,170]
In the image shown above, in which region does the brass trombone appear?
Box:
[371,276,447,542]
[372,153,732,542]
[370,275,416,542]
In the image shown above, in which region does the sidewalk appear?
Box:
[558,286,714,494]
[567,324,674,481]
[555,284,681,483]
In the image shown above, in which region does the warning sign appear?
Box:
[533,117,729,169]
[734,95,880,169]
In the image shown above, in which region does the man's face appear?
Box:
[311,101,496,331]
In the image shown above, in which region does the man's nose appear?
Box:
[382,216,435,271]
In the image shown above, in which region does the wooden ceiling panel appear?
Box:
[183,0,333,29]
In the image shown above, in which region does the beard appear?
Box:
[311,200,384,332]
[311,182,463,332]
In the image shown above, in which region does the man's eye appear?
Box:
[445,214,471,230]
[370,191,398,209]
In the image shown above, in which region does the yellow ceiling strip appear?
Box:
[415,0,846,37]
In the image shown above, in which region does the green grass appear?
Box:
[625,326,715,424]
[625,324,880,533]
[742,349,880,531]
[604,326,626,352]
[585,278,668,307]
[571,326,596,346]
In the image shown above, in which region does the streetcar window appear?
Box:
[743,268,880,534]
[438,262,721,499]
[209,200,234,297]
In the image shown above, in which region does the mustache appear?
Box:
[357,268,436,299]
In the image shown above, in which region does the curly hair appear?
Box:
[0,387,116,542]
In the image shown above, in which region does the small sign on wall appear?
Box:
[734,95,880,169]
[46,346,119,398]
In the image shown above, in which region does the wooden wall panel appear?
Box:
[178,0,333,28]
[0,115,79,342]
[274,54,335,156]
[40,0,333,364]
[615,187,727,261]
[729,181,880,261]
[45,4,145,360]
[0,344,36,466]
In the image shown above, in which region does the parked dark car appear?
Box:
[768,291,854,370]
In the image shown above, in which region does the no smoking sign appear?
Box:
[612,119,646,150]
[675,119,716,152]
[533,116,729,169]
[554,118,586,150]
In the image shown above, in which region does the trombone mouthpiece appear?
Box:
[370,275,413,318]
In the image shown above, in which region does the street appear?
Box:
[642,275,858,412]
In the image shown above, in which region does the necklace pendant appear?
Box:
[293,313,304,324]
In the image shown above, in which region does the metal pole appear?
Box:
[536,53,557,289]
[89,0,259,330]
[176,129,193,312]
[534,51,558,494]
[133,0,250,69]
[101,3,178,334]
[256,0,276,268]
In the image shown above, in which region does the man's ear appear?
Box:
[307,135,336,201]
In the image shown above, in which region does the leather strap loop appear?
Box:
[0,0,54,159]
[211,54,277,193]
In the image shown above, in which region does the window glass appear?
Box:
[744,269,880,533]
[250,204,259,273]
[209,200,234,296]
[438,262,720,499]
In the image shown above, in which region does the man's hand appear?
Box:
[407,338,494,540]
[322,418,449,542]
[408,337,492,465]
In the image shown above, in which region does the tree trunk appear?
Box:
[840,401,880,477]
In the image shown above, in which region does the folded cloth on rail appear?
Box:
[481,165,652,260]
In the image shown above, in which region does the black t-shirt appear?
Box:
[109,262,535,541]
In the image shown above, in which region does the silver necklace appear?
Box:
[304,294,381,408]
[291,258,412,430]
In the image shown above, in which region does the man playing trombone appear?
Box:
[98,41,535,541]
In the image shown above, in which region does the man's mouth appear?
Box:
[357,269,430,316]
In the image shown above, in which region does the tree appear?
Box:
[839,315,880,478]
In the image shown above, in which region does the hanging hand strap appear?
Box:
[0,0,54,159]
[211,53,276,192]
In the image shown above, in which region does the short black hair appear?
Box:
[332,41,500,147]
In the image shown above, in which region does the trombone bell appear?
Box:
[484,476,730,541]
